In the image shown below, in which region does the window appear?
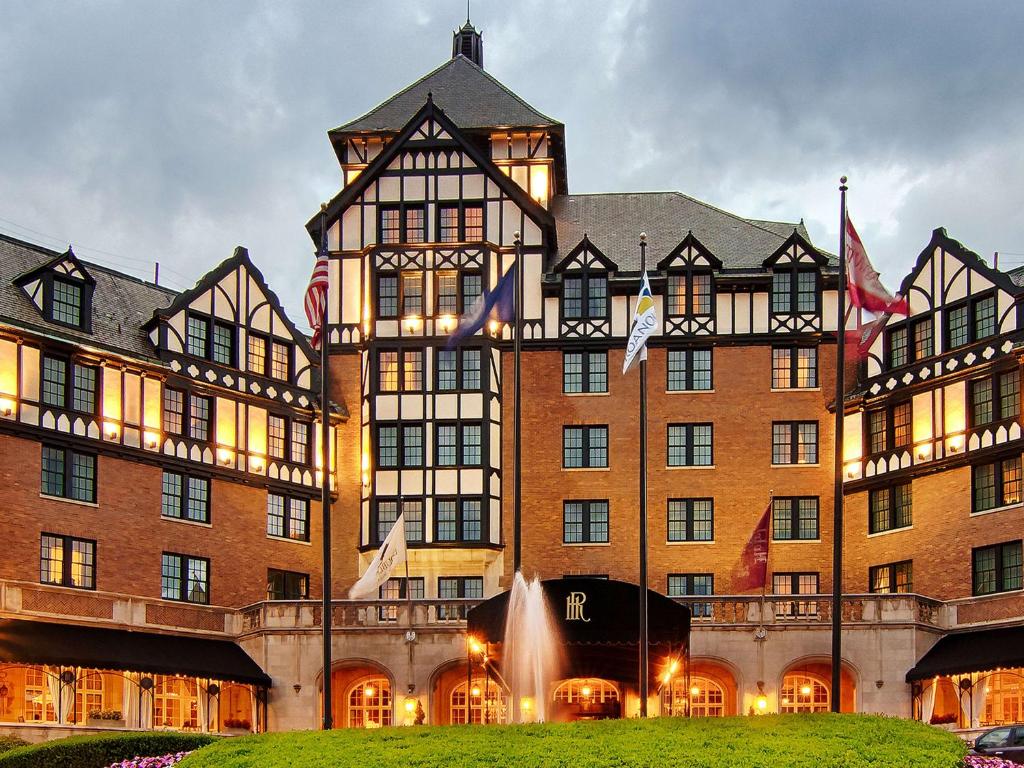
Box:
[401,272,423,316]
[772,270,818,314]
[436,348,482,391]
[972,457,1023,513]
[772,421,818,465]
[373,499,424,544]
[869,483,912,533]
[667,349,712,391]
[666,270,713,316]
[563,351,608,394]
[41,355,67,408]
[402,424,424,467]
[435,498,484,543]
[270,341,291,381]
[267,569,309,600]
[462,272,483,310]
[163,388,184,434]
[947,294,997,349]
[437,576,483,620]
[379,204,426,244]
[563,500,609,543]
[161,553,209,604]
[189,395,211,442]
[866,402,911,454]
[268,415,286,459]
[972,540,1023,596]
[41,445,96,502]
[772,497,819,540]
[378,577,425,621]
[377,273,398,318]
[435,422,482,467]
[771,347,817,389]
[211,323,234,366]
[186,315,209,358]
[887,326,908,369]
[267,493,310,541]
[562,425,608,468]
[667,424,713,467]
[562,273,609,320]
[438,203,484,243]
[247,334,267,375]
[291,421,310,465]
[403,501,424,543]
[773,572,819,617]
[866,409,887,455]
[51,277,83,326]
[869,561,912,594]
[71,364,98,413]
[667,573,713,618]
[435,270,483,315]
[41,356,99,414]
[970,370,1020,427]
[40,533,95,589]
[667,499,713,542]
[780,675,829,713]
[912,317,934,360]
[401,349,423,391]
[376,425,399,468]
[161,471,210,523]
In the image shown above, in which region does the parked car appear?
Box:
[970,725,1024,763]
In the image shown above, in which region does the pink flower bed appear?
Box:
[963,755,1023,768]
[107,752,192,768]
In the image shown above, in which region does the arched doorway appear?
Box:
[662,675,726,717]
[551,678,621,721]
[450,678,508,724]
[322,661,394,729]
[779,660,857,713]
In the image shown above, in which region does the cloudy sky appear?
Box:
[2,0,1022,329]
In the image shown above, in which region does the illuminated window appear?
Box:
[982,672,1024,726]
[773,573,819,617]
[24,667,56,722]
[270,342,291,381]
[666,270,712,316]
[451,679,508,724]
[347,677,392,728]
[437,203,484,242]
[780,674,829,713]
[40,533,95,589]
[74,671,106,724]
[553,679,619,704]
[664,675,724,717]
[153,676,199,729]
[247,334,267,375]
[869,561,912,594]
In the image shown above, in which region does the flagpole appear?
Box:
[638,233,649,717]
[513,233,523,574]
[831,176,849,714]
[318,204,333,730]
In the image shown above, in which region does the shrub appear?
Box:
[0,732,216,768]
[930,712,959,725]
[88,710,125,721]
[0,737,27,755]
[963,757,1022,768]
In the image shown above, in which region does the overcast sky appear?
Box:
[2,0,1022,329]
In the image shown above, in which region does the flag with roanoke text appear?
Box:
[623,271,657,373]
[733,501,772,592]
[304,227,330,350]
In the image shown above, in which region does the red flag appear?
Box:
[845,216,908,315]
[844,312,892,362]
[733,501,772,592]
[304,235,330,350]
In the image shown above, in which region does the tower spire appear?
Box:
[452,14,483,67]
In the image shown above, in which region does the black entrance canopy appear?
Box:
[467,578,690,684]
[0,618,271,687]
[906,625,1024,682]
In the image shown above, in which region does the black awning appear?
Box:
[906,625,1024,682]
[0,619,271,687]
[467,577,690,645]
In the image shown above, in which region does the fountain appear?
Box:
[502,572,563,723]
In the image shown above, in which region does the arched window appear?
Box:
[74,670,106,723]
[662,675,725,717]
[450,678,507,724]
[983,671,1024,726]
[153,676,198,729]
[552,678,619,704]
[347,677,392,728]
[780,674,829,713]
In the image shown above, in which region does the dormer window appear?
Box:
[772,270,818,315]
[185,313,235,366]
[563,271,608,320]
[51,278,83,326]
[666,270,713,317]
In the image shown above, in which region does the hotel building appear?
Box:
[0,20,1020,739]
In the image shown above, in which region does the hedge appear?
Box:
[0,732,217,768]
[0,737,27,755]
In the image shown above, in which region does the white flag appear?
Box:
[348,512,407,599]
[623,271,657,373]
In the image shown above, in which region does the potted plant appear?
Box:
[86,708,125,728]
[929,712,959,730]
[222,717,252,735]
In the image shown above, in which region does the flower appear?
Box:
[105,751,192,768]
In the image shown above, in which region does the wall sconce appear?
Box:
[689,685,700,698]
[103,422,119,440]
[754,681,768,713]
[361,452,371,487]
[217,448,234,466]
[404,315,421,331]
[844,461,860,479]
[488,319,502,336]
[293,684,302,695]
[249,455,265,472]
[0,398,14,417]
[438,314,456,333]
[915,442,932,460]
[144,431,160,449]
[947,434,965,453]
[404,696,417,714]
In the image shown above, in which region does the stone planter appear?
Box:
[87,718,126,728]
[222,727,251,736]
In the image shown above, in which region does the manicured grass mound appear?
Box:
[0,732,217,768]
[180,713,965,768]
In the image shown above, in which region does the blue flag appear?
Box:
[447,267,515,348]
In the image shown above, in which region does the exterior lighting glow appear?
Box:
[439,314,456,332]
[669,660,680,675]
[363,685,376,699]
[488,319,501,335]
[947,434,965,453]
[468,637,483,655]
[800,685,812,696]
[404,696,417,713]
[580,685,591,698]
[249,455,265,472]
[756,696,768,711]
[471,686,481,698]
[520,697,532,712]
[0,398,14,416]
[690,686,700,698]
[844,461,860,479]
[404,315,421,331]
[144,431,160,449]
[915,442,932,460]
[103,422,119,439]
[661,672,671,684]
[217,448,234,466]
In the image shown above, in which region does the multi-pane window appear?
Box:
[667,574,713,618]
[947,294,997,349]
[247,334,267,375]
[437,576,483,620]
[970,370,1020,427]
[771,348,817,389]
[291,421,310,465]
[402,424,424,467]
[772,270,818,314]
[41,357,98,413]
[436,270,459,314]
[267,493,310,541]
[268,415,287,459]
[378,349,423,391]
[869,561,913,594]
[71,364,98,413]
[379,351,399,392]
[186,315,209,358]
[866,402,914,455]
[161,471,210,523]
[772,497,819,540]
[41,355,67,407]
[972,457,1023,513]
[463,205,483,240]
[51,278,83,326]
[377,425,398,468]
[913,317,934,360]
[435,498,484,543]
[666,271,712,316]
[435,422,482,466]
[972,540,1023,596]
[667,349,712,391]
[887,326,908,369]
[402,349,423,391]
[666,499,713,542]
[562,273,609,319]
[189,395,211,441]
[892,401,912,448]
[41,445,96,502]
[211,323,234,365]
[270,342,291,381]
[378,577,425,621]
[562,426,608,468]
[772,421,818,464]
[376,423,423,467]
[438,203,484,243]
[401,272,423,316]
[773,572,819,617]
[563,351,608,394]
[867,409,887,454]
[267,569,309,600]
[163,389,184,434]
[438,205,460,243]
[436,348,481,391]
[462,272,483,310]
[379,204,425,244]
[563,500,609,543]
[869,483,912,533]
[667,424,713,467]
[40,533,95,589]
[377,273,399,318]
[161,553,209,604]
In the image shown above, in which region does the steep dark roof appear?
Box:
[0,232,176,361]
[550,192,831,273]
[330,55,561,135]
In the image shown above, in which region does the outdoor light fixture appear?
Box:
[755,681,768,712]
[144,431,160,449]
[438,314,455,332]
[915,442,932,460]
[800,685,812,697]
[364,685,376,699]
[468,636,483,655]
[947,434,965,453]
[0,398,14,416]
[217,448,234,466]
[690,686,700,698]
[844,461,860,479]
[488,319,501,336]
[104,421,119,439]
[404,697,417,713]
[580,685,592,698]
[471,686,481,698]
[404,315,421,331]
[294,684,302,695]
[250,455,265,472]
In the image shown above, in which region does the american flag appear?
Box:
[304,227,330,350]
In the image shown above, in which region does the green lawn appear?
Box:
[179,714,966,768]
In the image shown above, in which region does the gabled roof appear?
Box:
[762,229,830,268]
[551,235,619,273]
[656,231,723,271]
[330,55,561,135]
[550,192,831,273]
[898,227,1024,299]
[14,246,95,287]
[0,232,176,361]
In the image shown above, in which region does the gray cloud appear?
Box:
[1,0,1022,326]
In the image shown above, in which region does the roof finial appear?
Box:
[467,0,471,24]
